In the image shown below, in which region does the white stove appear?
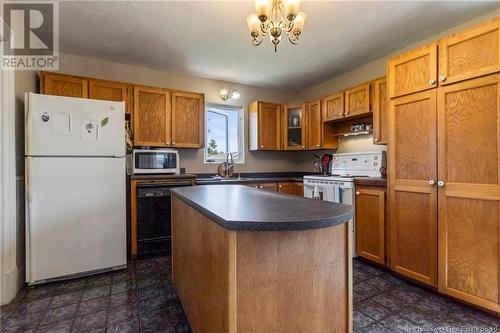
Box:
[303,152,386,257]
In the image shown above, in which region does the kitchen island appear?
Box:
[170,185,354,333]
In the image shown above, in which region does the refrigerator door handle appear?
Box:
[25,93,33,156]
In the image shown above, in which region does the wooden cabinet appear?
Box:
[322,92,344,121]
[133,86,171,147]
[249,182,278,192]
[355,186,386,265]
[372,77,388,145]
[388,90,438,287]
[344,83,371,117]
[306,100,322,149]
[249,101,282,151]
[439,19,500,86]
[278,182,303,196]
[171,91,204,148]
[437,74,500,313]
[88,79,131,113]
[40,72,88,98]
[283,104,307,150]
[387,43,438,98]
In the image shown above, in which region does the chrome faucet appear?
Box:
[225,152,234,178]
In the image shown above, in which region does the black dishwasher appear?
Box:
[136,181,192,258]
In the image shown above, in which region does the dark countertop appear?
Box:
[195,172,317,185]
[170,185,353,231]
[130,174,196,180]
[353,177,387,187]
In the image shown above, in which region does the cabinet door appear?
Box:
[133,86,171,147]
[277,182,295,195]
[437,75,500,313]
[344,83,370,117]
[355,186,385,265]
[293,182,304,196]
[307,100,322,149]
[171,91,204,148]
[372,78,388,145]
[322,92,344,121]
[258,102,281,150]
[258,183,278,192]
[88,79,130,113]
[388,43,438,98]
[439,20,500,86]
[283,105,307,150]
[389,90,438,287]
[41,72,88,98]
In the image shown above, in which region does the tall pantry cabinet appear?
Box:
[387,18,500,313]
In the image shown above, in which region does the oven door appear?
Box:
[304,181,339,202]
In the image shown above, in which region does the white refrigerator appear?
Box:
[25,93,127,285]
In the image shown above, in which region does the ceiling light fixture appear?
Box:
[246,0,306,52]
[220,88,240,101]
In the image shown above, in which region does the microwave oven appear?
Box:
[126,149,180,175]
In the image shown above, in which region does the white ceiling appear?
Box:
[59,1,500,90]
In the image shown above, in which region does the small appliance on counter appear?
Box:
[126,148,180,175]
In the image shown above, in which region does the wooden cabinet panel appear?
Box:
[322,92,344,121]
[293,182,304,197]
[372,77,388,145]
[389,90,438,287]
[249,102,281,150]
[344,83,370,117]
[283,104,307,150]
[133,86,171,147]
[307,100,322,149]
[278,182,295,194]
[355,186,385,265]
[437,75,500,313]
[40,72,88,98]
[388,43,438,98]
[171,91,204,148]
[439,19,500,86]
[257,183,278,192]
[88,79,130,113]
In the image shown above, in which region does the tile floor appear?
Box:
[0,257,498,332]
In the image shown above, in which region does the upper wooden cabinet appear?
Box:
[171,91,204,148]
[88,79,131,114]
[439,19,500,86]
[344,83,371,117]
[40,72,88,98]
[133,86,171,147]
[437,74,500,314]
[355,186,386,265]
[372,77,388,145]
[322,92,344,121]
[249,101,282,151]
[387,43,438,98]
[306,100,322,149]
[283,104,307,150]
[389,90,438,288]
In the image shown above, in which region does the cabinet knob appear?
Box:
[302,145,305,148]
[439,75,446,82]
[259,185,263,189]
[437,180,445,187]
[316,144,320,147]
[355,191,360,196]
[374,138,379,142]
[172,141,176,145]
[429,79,436,85]
[166,141,170,145]
[260,145,264,148]
[429,180,436,185]
[279,184,282,188]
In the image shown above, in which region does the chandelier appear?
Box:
[246,0,307,52]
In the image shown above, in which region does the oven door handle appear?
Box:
[338,187,343,204]
[137,181,193,188]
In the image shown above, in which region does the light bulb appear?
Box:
[246,13,260,33]
[254,0,271,21]
[284,0,300,20]
[231,90,240,100]
[293,11,307,33]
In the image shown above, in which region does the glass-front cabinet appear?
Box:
[283,104,307,150]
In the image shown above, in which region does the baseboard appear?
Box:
[0,265,24,305]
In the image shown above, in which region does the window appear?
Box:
[205,104,244,163]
